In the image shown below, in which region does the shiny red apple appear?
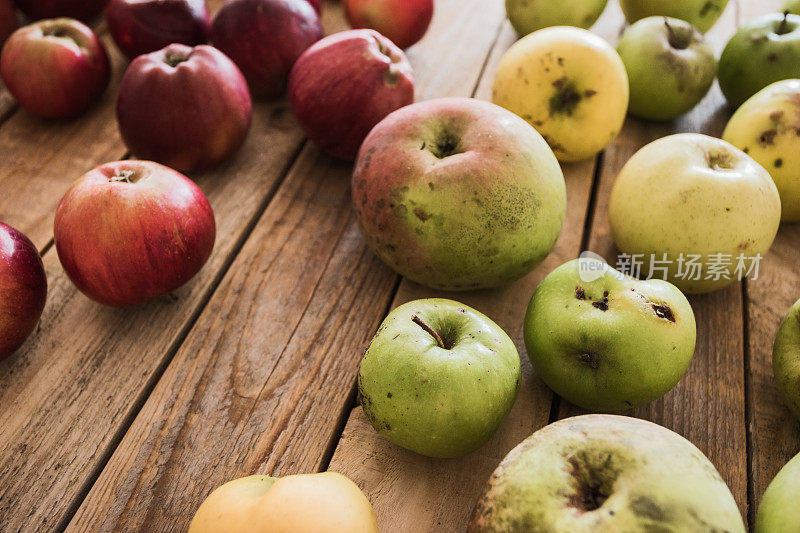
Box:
[288,29,414,160]
[0,223,47,361]
[54,161,216,307]
[117,44,252,173]
[210,0,323,98]
[1,18,110,119]
[0,0,18,46]
[344,0,433,49]
[105,0,211,60]
[15,0,110,21]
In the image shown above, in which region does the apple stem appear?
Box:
[412,315,445,349]
[109,170,136,183]
[779,10,790,35]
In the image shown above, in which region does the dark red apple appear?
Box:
[105,0,211,60]
[117,44,252,173]
[15,0,110,21]
[0,0,18,46]
[0,223,47,361]
[54,160,216,307]
[288,29,414,160]
[344,0,433,49]
[0,18,110,119]
[210,0,323,98]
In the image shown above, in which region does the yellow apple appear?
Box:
[188,473,379,533]
[723,79,800,222]
[492,26,628,162]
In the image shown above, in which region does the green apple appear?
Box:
[523,257,696,412]
[723,79,800,221]
[492,26,629,162]
[505,0,608,36]
[617,16,716,120]
[772,298,800,420]
[353,97,566,291]
[755,452,800,532]
[469,415,746,532]
[609,133,781,293]
[619,0,729,33]
[719,12,800,108]
[358,298,521,458]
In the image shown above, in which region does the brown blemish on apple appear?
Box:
[775,158,784,168]
[575,286,586,300]
[652,304,676,322]
[549,77,582,117]
[578,351,600,369]
[760,129,778,146]
[414,208,430,222]
[630,495,669,522]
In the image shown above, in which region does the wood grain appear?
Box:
[66,1,510,531]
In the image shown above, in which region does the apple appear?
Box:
[105,0,211,60]
[609,133,781,293]
[210,0,322,99]
[0,0,18,46]
[505,0,608,37]
[619,0,729,33]
[755,452,800,532]
[306,0,321,13]
[343,0,433,49]
[358,298,521,458]
[0,223,47,362]
[117,44,252,174]
[15,0,110,21]
[719,12,800,108]
[723,80,800,222]
[786,0,800,15]
[1,18,110,119]
[772,297,800,420]
[492,26,628,162]
[617,16,716,121]
[54,160,216,307]
[352,98,566,290]
[289,29,414,161]
[469,415,745,532]
[189,473,379,533]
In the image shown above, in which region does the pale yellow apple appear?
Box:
[723,79,800,222]
[492,26,628,162]
[188,473,379,533]
[609,133,781,293]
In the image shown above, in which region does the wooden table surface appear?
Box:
[0,0,796,531]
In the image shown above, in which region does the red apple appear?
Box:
[0,0,18,46]
[0,223,47,361]
[117,44,252,173]
[306,0,321,13]
[344,0,433,49]
[15,0,110,21]
[105,0,211,60]
[288,29,414,160]
[54,161,216,307]
[0,18,110,119]
[210,0,323,98]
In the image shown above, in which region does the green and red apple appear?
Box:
[469,415,745,531]
[524,257,696,412]
[755,452,800,532]
[352,97,566,291]
[719,12,800,108]
[617,16,716,120]
[609,133,781,293]
[492,26,628,162]
[619,0,729,33]
[358,298,521,458]
[189,473,378,533]
[723,79,800,221]
[772,298,800,420]
[505,0,608,36]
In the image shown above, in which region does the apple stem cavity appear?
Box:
[706,150,735,171]
[109,169,139,184]
[412,315,447,349]
[664,20,690,50]
[164,52,189,68]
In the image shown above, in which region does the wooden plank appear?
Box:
[65,1,508,531]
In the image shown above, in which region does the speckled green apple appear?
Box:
[617,16,716,120]
[609,133,781,293]
[723,80,800,221]
[505,0,608,36]
[619,0,729,33]
[772,298,800,420]
[755,452,800,532]
[719,12,800,108]
[352,98,566,291]
[358,298,521,458]
[524,258,695,412]
[469,415,745,532]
